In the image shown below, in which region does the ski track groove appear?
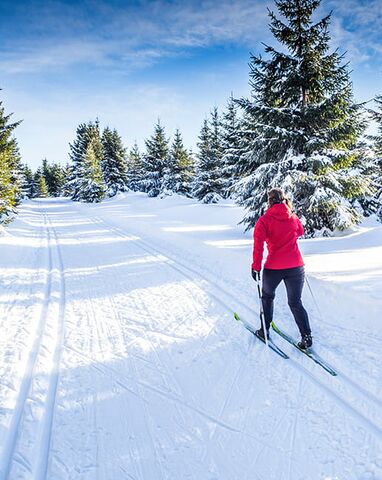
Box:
[0,203,69,480]
[34,214,67,479]
[0,220,44,329]
[0,210,53,479]
[72,250,110,480]
[205,334,253,446]
[70,219,163,480]
[105,277,213,474]
[107,293,192,432]
[96,295,147,480]
[287,375,302,480]
[76,209,382,442]
[276,303,382,411]
[245,370,298,478]
[64,335,289,456]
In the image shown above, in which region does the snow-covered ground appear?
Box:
[0,194,381,480]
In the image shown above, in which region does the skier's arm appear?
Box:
[296,217,304,237]
[252,218,266,272]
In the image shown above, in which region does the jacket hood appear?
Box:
[265,203,292,220]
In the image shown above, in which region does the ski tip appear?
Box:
[233,312,240,321]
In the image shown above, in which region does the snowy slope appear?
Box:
[0,194,381,480]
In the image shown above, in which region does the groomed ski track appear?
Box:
[0,197,381,479]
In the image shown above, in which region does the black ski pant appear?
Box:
[261,266,311,337]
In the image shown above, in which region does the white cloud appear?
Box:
[2,0,380,75]
[0,0,271,74]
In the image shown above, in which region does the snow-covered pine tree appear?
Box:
[101,127,128,197]
[62,163,72,197]
[126,143,144,192]
[21,164,35,199]
[142,121,169,197]
[221,95,244,198]
[68,120,106,202]
[48,163,66,196]
[363,95,382,218]
[41,159,51,192]
[40,158,65,197]
[161,129,194,196]
[235,0,368,235]
[67,123,89,200]
[369,95,382,157]
[78,139,106,203]
[34,169,49,198]
[0,93,22,224]
[193,109,224,203]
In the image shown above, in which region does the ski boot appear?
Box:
[255,327,269,341]
[298,334,312,349]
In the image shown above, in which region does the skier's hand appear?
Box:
[251,269,261,281]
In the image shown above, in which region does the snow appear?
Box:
[0,194,381,479]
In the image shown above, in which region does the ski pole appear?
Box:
[255,275,269,347]
[306,274,324,322]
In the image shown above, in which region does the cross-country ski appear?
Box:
[233,312,289,359]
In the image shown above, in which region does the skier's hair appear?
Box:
[267,188,293,211]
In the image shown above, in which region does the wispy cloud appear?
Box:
[0,0,271,74]
[323,0,382,62]
[1,0,380,75]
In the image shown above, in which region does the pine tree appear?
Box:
[192,110,224,203]
[0,93,22,224]
[78,139,106,203]
[62,163,72,197]
[369,95,382,156]
[362,95,382,218]
[21,164,35,198]
[221,95,243,198]
[68,120,106,202]
[142,120,169,197]
[127,143,144,192]
[161,129,194,196]
[101,127,128,197]
[49,163,66,196]
[235,0,368,235]
[34,169,49,197]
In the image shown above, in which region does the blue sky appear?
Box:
[1,0,381,169]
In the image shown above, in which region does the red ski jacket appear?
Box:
[252,203,304,271]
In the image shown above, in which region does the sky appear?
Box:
[1,0,381,169]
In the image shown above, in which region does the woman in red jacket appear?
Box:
[252,188,312,349]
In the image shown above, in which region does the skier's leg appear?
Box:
[261,269,283,330]
[284,266,311,336]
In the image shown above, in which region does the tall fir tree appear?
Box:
[101,127,129,197]
[235,0,368,235]
[68,120,106,202]
[363,95,382,218]
[127,142,144,191]
[221,95,243,198]
[369,95,382,156]
[161,129,194,196]
[142,120,169,197]
[78,139,106,203]
[192,109,224,203]
[49,163,67,196]
[34,169,49,197]
[21,164,35,198]
[0,93,22,224]
[62,163,72,197]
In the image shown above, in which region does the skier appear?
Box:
[251,188,312,349]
